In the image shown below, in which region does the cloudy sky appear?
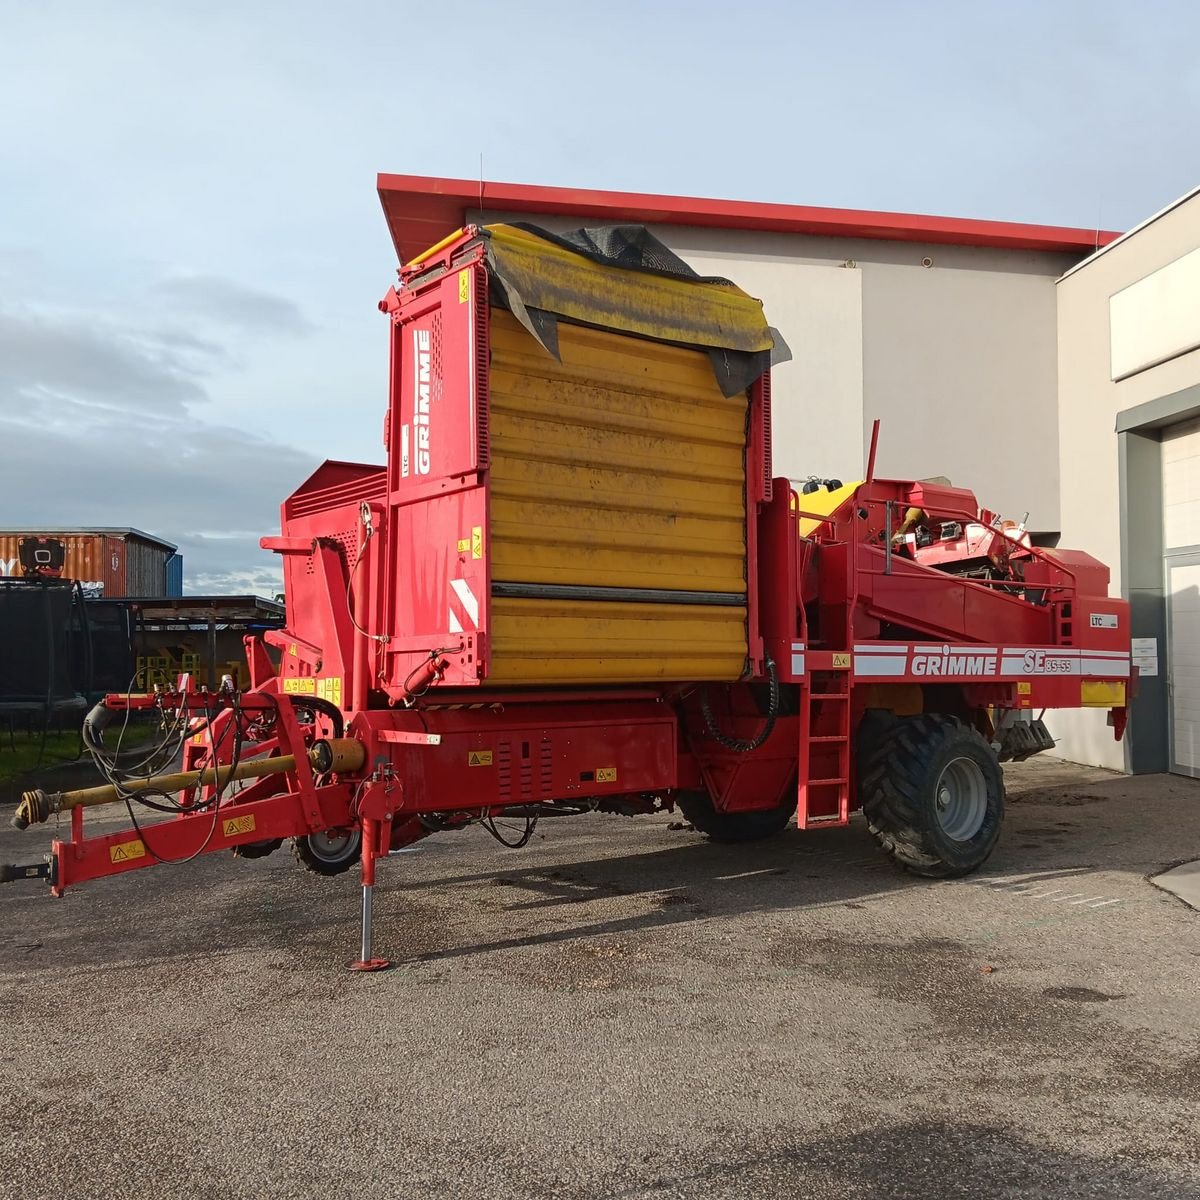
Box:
[1,0,1197,594]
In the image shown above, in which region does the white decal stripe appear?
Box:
[450,578,480,625]
[911,645,1000,654]
[447,609,463,634]
[855,656,907,676]
[1082,659,1130,677]
[791,654,805,676]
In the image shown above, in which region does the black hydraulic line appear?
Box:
[699,656,780,754]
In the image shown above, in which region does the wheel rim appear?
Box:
[933,756,988,841]
[306,829,359,864]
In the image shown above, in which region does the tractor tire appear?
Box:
[860,714,1004,878]
[675,789,794,843]
[231,838,284,860]
[292,828,362,877]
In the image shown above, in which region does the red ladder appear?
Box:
[797,668,851,829]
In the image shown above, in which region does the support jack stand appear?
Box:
[347,818,392,972]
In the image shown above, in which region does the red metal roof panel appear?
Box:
[377,173,1122,263]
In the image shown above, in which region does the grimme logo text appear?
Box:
[413,327,432,475]
[910,647,998,676]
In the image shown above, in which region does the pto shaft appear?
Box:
[13,737,365,830]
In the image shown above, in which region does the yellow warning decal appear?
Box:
[110,839,146,864]
[316,677,342,707]
[288,642,298,657]
[596,767,617,783]
[459,270,471,303]
[468,750,493,767]
[223,813,257,838]
[471,526,483,559]
[457,537,471,554]
[1017,681,1032,695]
[283,677,316,695]
[1081,680,1126,708]
[831,652,850,669]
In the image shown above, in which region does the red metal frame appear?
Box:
[49,686,356,895]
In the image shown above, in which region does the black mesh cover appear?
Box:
[0,581,78,703]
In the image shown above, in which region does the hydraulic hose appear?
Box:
[700,656,780,754]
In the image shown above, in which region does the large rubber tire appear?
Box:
[860,714,1004,878]
[292,828,362,877]
[675,789,794,844]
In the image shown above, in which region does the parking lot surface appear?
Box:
[2,758,1198,1199]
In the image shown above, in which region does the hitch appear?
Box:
[0,859,55,886]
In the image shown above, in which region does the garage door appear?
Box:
[1163,417,1200,778]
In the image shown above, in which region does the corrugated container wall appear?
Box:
[0,533,173,596]
[119,536,172,596]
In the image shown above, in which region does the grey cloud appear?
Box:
[0,306,219,415]
[0,398,314,594]
[0,299,322,594]
[153,274,315,336]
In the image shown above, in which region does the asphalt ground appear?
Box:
[1,757,1198,1199]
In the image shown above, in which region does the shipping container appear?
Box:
[0,528,177,597]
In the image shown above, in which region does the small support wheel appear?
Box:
[674,789,793,843]
[292,828,363,876]
[231,838,284,860]
[860,714,1004,878]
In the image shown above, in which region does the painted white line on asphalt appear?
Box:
[963,876,1127,910]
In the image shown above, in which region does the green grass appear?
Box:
[0,729,84,785]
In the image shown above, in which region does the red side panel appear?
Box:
[384,257,490,690]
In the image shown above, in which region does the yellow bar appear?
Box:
[405,227,466,270]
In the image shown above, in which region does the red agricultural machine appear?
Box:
[4,220,1132,969]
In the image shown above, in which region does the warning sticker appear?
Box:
[468,750,493,767]
[831,653,850,669]
[596,767,617,783]
[223,814,257,838]
[316,677,342,707]
[471,526,483,560]
[109,839,146,864]
[459,270,471,303]
[283,677,316,695]
[457,537,471,554]
[1017,681,1032,695]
